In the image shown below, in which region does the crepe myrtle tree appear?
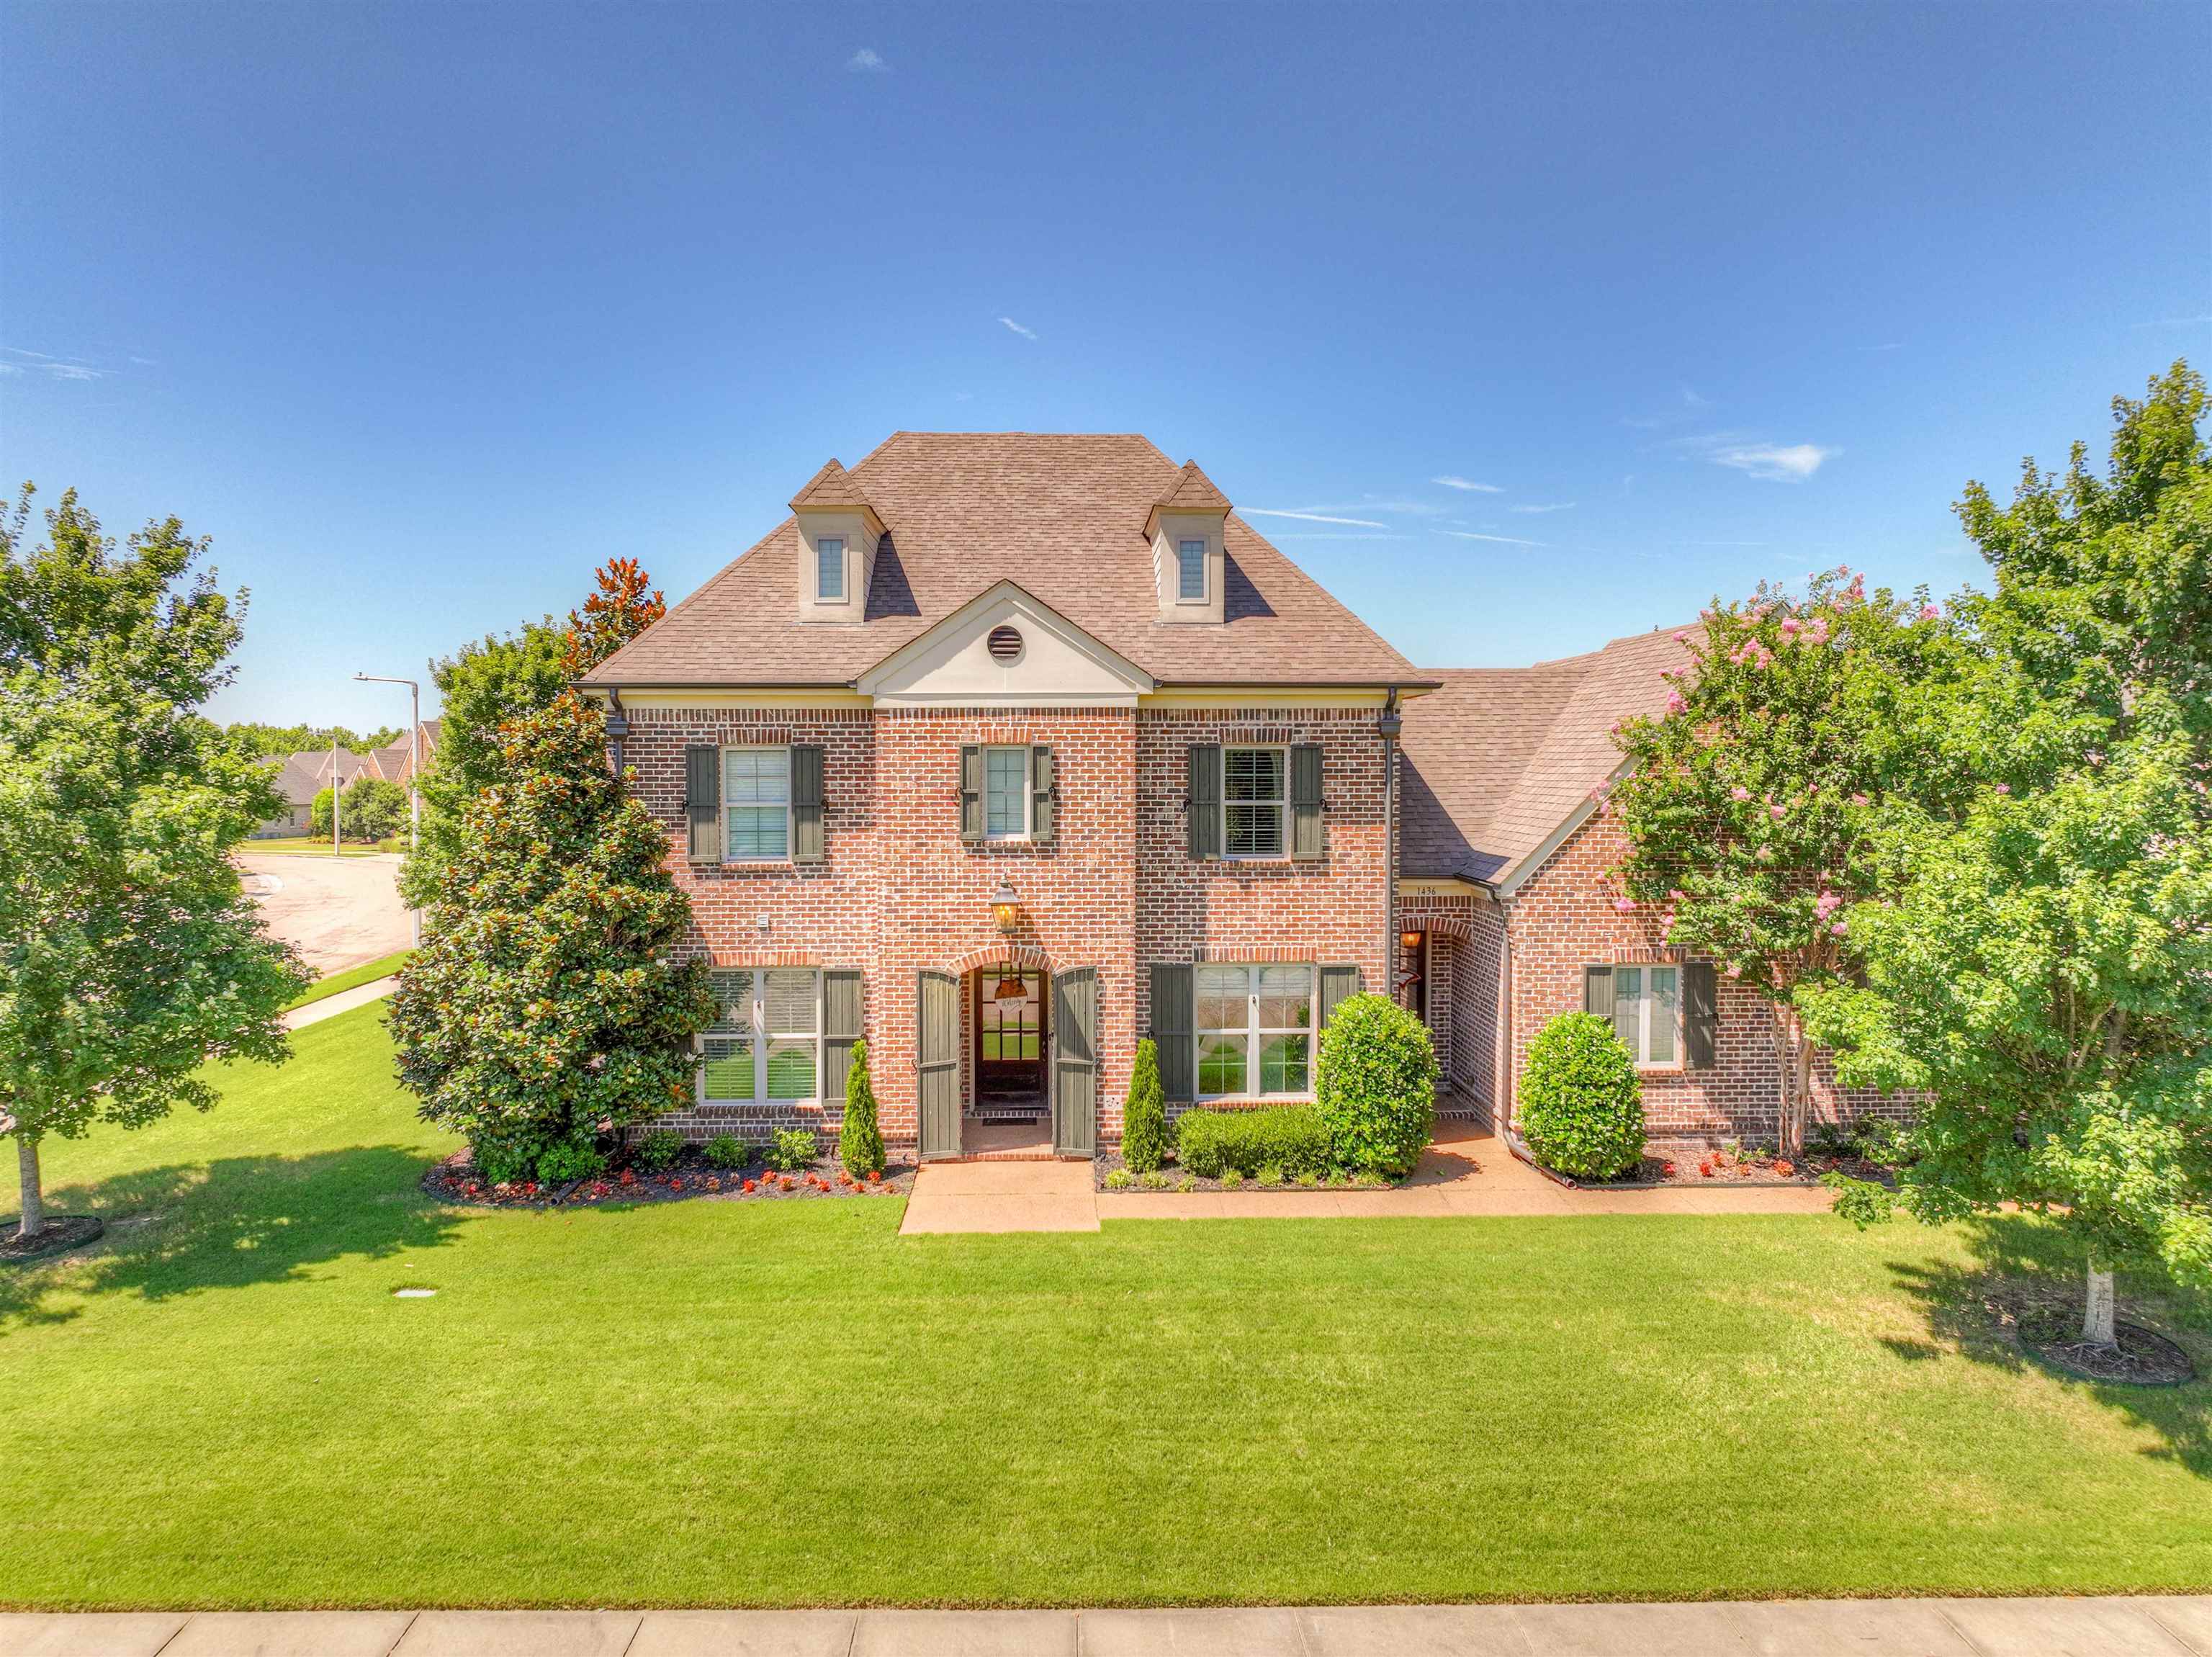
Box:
[1602,567,1974,1156]
[387,691,716,1184]
[0,485,310,1240]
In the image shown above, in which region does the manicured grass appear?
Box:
[4,1005,2207,1610]
[240,837,401,856]
[284,949,414,1011]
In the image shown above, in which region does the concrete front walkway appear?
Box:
[284,976,400,1031]
[6,1597,2208,1656]
[899,1156,1100,1234]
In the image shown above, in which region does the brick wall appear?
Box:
[623,701,1390,1151]
[1501,811,1910,1146]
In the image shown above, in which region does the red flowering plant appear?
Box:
[1602,568,1977,1155]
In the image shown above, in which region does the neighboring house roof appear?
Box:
[364,719,441,784]
[1399,627,1696,889]
[258,722,441,806]
[585,432,1420,689]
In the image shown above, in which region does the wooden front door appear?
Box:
[975,968,1047,1110]
[917,971,961,1161]
[1051,967,1097,1159]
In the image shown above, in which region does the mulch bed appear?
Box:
[1555,1148,1893,1190]
[0,1214,105,1265]
[422,1149,914,1210]
[1992,1289,2199,1387]
[1092,1152,1399,1195]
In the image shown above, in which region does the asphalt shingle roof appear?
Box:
[1400,627,1696,885]
[587,433,1419,688]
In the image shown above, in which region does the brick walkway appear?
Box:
[6,1597,2206,1655]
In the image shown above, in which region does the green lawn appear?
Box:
[241,836,401,856]
[283,949,415,1011]
[4,1005,2208,1611]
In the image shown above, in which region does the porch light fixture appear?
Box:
[990,881,1020,937]
[1400,929,1426,953]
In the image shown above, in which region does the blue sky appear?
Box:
[4,3,2207,727]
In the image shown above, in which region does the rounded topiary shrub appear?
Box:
[1519,1011,1645,1179]
[1315,992,1437,1177]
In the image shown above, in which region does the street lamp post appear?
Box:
[355,671,422,946]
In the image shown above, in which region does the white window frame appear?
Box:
[1221,745,1288,860]
[1195,962,1316,1101]
[1611,964,1683,1069]
[815,537,847,603]
[982,744,1032,841]
[721,745,792,863]
[1176,537,1208,603]
[698,968,824,1106]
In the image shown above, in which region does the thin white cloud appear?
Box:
[2131,314,2211,328]
[1442,529,1543,547]
[1431,475,1503,493]
[1709,441,1836,482]
[45,364,102,382]
[1856,341,1905,352]
[997,316,1036,341]
[1269,532,1404,542]
[1681,386,1710,408]
[1510,502,1576,514]
[1244,508,1389,529]
[847,48,887,71]
[0,363,19,376]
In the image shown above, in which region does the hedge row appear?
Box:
[1174,1105,1331,1177]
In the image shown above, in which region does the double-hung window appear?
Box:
[984,745,1030,838]
[1223,746,1287,858]
[816,537,845,601]
[701,969,822,1104]
[1177,538,1207,601]
[724,747,790,861]
[1611,964,1680,1067]
[1195,962,1313,1098]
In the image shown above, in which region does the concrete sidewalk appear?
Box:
[4,1597,2208,1655]
[284,976,400,1031]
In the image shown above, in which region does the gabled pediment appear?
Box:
[855,581,1156,707]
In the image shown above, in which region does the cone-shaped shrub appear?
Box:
[1122,1037,1169,1174]
[388,692,716,1184]
[1316,993,1437,1176]
[840,1038,886,1179]
[1519,1011,1645,1179]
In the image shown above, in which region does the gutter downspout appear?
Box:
[1378,688,1402,1005]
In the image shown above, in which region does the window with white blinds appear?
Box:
[701,969,822,1103]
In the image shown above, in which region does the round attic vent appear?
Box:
[986,624,1025,665]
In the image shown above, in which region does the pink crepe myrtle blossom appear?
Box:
[1850,792,1871,807]
[1830,922,1848,937]
[1768,803,1788,820]
[1614,898,1638,913]
[1919,603,1941,621]
[1665,689,1687,714]
[1730,785,1751,801]
[1804,616,1831,645]
[1994,782,2011,794]
[1814,891,1842,920]
[1779,616,1802,639]
[1724,963,1743,979]
[1671,630,1688,644]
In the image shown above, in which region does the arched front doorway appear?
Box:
[921,947,1095,1162]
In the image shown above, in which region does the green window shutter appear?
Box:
[791,745,824,863]
[1187,744,1221,861]
[959,745,983,842]
[822,969,863,1107]
[1583,964,1615,1019]
[1030,745,1054,843]
[1319,964,1362,1030]
[685,745,721,863]
[1290,743,1325,861]
[1683,961,1717,1070]
[1149,963,1195,1103]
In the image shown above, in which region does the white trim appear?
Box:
[1194,961,1317,1102]
[1399,876,1493,898]
[696,967,826,1108]
[855,579,1157,701]
[1493,757,1635,898]
[1138,687,1399,709]
[1221,744,1289,861]
[588,689,873,710]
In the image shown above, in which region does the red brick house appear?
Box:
[583,432,1884,1159]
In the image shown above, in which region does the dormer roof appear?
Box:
[1144,460,1231,539]
[788,459,873,513]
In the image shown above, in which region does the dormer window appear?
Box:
[1177,539,1207,601]
[815,538,846,602]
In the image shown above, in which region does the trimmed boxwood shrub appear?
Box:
[1519,1011,1645,1179]
[1175,1105,1331,1178]
[1122,1038,1169,1174]
[631,1128,684,1174]
[1316,992,1437,1176]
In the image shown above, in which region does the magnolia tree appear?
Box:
[560,555,665,678]
[1604,568,1970,1156]
[1803,363,2211,1350]
[1,487,309,1240]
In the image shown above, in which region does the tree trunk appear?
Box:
[1769,1002,1811,1159]
[15,1133,42,1241]
[2082,1260,2117,1349]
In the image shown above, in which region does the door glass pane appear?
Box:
[1257,964,1312,1030]
[1648,967,1678,1064]
[1259,1033,1309,1094]
[702,1036,755,1100]
[765,1042,815,1100]
[1195,964,1247,1032]
[984,746,1028,836]
[1197,1035,1247,1096]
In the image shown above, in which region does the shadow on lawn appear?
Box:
[1888,1213,2212,1478]
[0,1146,464,1333]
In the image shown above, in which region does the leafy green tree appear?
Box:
[561,556,665,678]
[387,692,714,1184]
[1121,1037,1169,1175]
[396,619,567,907]
[310,776,409,841]
[1,485,310,1240]
[228,722,400,755]
[839,1039,886,1179]
[1604,569,1972,1155]
[1803,363,2212,1349]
